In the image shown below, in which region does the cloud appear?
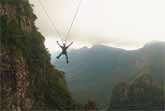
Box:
[30,0,165,50]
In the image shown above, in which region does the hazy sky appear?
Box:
[29,0,165,52]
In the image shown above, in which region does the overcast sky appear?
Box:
[29,0,165,52]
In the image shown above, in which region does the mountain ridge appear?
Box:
[53,41,165,105]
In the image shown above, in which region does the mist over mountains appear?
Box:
[52,41,165,105]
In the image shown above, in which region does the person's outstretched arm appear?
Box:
[66,42,73,48]
[56,41,62,48]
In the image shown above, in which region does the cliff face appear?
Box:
[0,0,73,110]
[0,3,35,32]
[0,49,30,110]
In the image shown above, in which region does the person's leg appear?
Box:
[56,52,63,59]
[65,53,69,64]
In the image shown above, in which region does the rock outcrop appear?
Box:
[0,0,74,110]
[108,67,164,110]
[0,49,31,110]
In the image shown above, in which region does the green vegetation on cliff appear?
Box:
[0,0,74,110]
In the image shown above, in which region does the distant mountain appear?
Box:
[52,41,165,106]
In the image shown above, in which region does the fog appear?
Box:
[30,0,165,52]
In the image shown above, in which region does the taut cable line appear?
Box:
[38,0,63,40]
[65,0,83,42]
[37,0,83,42]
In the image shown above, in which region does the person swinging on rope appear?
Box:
[56,41,73,64]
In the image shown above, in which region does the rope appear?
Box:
[65,0,83,42]
[38,0,63,39]
[37,0,83,42]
